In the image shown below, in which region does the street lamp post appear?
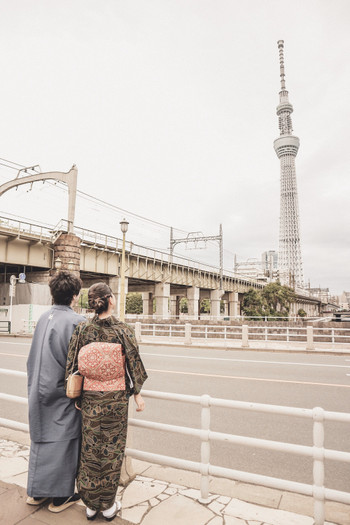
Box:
[119,218,129,322]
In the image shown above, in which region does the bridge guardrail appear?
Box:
[130,322,350,349]
[0,215,53,241]
[0,367,349,525]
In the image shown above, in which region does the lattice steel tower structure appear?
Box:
[274,40,304,289]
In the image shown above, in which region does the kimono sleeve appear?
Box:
[122,324,148,395]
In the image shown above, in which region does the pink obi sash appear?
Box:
[78,342,126,391]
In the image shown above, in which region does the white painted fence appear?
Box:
[132,322,350,349]
[0,368,350,524]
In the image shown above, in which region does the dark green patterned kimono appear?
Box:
[65,316,147,511]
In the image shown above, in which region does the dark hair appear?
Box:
[88,282,113,314]
[49,271,82,306]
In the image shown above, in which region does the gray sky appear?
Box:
[0,0,349,295]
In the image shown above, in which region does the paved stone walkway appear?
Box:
[0,437,348,525]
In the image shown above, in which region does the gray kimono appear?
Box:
[27,305,85,497]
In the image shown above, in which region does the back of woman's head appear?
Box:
[88,282,113,314]
[49,271,82,306]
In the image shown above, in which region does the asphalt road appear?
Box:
[0,336,349,493]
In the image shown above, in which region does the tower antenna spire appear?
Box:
[277,39,286,91]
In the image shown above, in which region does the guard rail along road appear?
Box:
[129,322,350,351]
[0,368,350,525]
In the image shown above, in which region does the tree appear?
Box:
[125,293,143,314]
[180,297,188,313]
[200,298,211,314]
[241,282,296,319]
[241,289,267,318]
[261,282,295,317]
[79,289,89,309]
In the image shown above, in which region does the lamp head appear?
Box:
[120,218,129,234]
[54,257,62,270]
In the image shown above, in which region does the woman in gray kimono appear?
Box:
[26,271,85,512]
[65,282,147,521]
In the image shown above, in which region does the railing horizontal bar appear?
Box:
[129,418,350,463]
[0,368,26,378]
[126,448,200,473]
[142,390,200,404]
[0,393,28,405]
[0,418,29,432]
[208,397,313,417]
[129,418,201,438]
[209,431,312,456]
[324,487,350,505]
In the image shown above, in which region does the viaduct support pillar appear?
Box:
[228,292,239,317]
[53,233,81,277]
[154,283,170,319]
[210,289,224,319]
[187,287,200,320]
[142,292,153,317]
[170,295,180,318]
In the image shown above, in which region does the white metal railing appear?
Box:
[125,314,326,322]
[0,215,53,241]
[0,321,11,333]
[131,322,350,349]
[0,368,349,525]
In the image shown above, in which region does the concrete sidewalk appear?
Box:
[1,430,349,525]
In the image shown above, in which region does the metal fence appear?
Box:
[0,215,53,242]
[0,367,349,524]
[0,321,11,333]
[131,322,350,348]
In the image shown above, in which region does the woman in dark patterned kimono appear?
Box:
[65,282,147,521]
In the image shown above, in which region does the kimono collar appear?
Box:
[92,314,119,326]
[52,305,73,311]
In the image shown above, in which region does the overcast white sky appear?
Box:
[0,0,349,295]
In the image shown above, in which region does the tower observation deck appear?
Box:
[274,40,304,289]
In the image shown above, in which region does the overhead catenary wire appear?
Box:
[0,157,254,278]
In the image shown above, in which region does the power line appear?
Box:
[0,157,26,167]
[0,156,231,252]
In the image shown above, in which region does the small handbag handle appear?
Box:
[70,323,84,375]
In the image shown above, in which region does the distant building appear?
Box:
[308,287,330,304]
[261,251,279,280]
[234,251,279,283]
[338,291,350,309]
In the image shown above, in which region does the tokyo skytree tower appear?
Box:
[273,40,304,289]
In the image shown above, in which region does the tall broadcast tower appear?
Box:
[274,40,304,289]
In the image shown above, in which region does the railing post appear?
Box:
[199,394,211,503]
[307,325,315,350]
[184,323,192,345]
[242,324,249,348]
[313,407,325,525]
[135,322,142,343]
